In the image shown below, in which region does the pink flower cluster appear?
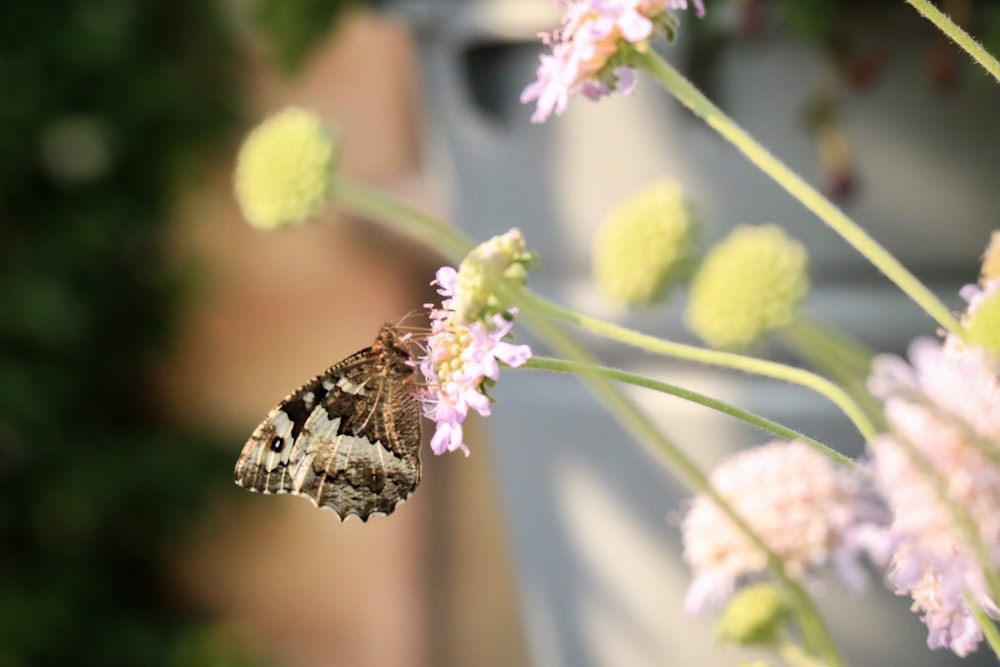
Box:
[681,441,889,615]
[521,0,704,123]
[868,337,1000,656]
[418,267,532,456]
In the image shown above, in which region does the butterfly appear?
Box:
[234,323,422,521]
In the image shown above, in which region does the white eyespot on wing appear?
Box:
[262,409,296,472]
[301,391,315,410]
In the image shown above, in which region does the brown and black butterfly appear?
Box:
[234,323,422,521]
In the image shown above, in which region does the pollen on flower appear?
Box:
[417,230,535,456]
[899,558,992,657]
[685,225,809,350]
[234,107,339,230]
[592,180,695,306]
[680,441,888,615]
[867,338,1000,656]
[521,0,702,123]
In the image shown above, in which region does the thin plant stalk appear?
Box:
[906,0,1000,83]
[631,48,962,338]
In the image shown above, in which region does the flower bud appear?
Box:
[686,225,808,350]
[716,583,787,647]
[234,107,339,229]
[592,181,695,306]
[964,282,1000,355]
[453,228,536,325]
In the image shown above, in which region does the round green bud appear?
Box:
[716,583,787,647]
[454,228,537,325]
[592,181,695,306]
[234,107,339,230]
[965,287,1000,355]
[686,224,808,350]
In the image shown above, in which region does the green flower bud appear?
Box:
[716,583,787,647]
[686,225,808,350]
[981,230,1000,284]
[592,181,695,306]
[234,107,339,229]
[965,287,1000,355]
[453,228,537,325]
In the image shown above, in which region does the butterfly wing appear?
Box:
[234,326,422,521]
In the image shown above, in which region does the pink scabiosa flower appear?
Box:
[419,229,535,456]
[521,0,704,123]
[867,338,1000,656]
[680,441,889,615]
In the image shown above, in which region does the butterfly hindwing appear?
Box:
[234,324,422,521]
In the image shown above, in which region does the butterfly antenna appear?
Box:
[393,308,430,330]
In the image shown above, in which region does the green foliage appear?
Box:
[253,0,364,74]
[0,2,263,665]
[983,5,1000,63]
[777,0,838,44]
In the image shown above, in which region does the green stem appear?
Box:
[520,289,879,445]
[778,641,831,667]
[968,595,1000,660]
[331,177,473,262]
[906,0,1000,83]
[524,356,857,471]
[632,48,962,337]
[781,318,886,432]
[784,317,873,381]
[506,287,843,666]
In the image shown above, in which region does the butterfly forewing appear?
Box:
[234,324,422,521]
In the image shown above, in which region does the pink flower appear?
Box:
[868,338,1000,656]
[520,42,581,124]
[417,231,534,456]
[419,310,531,456]
[681,441,889,615]
[522,0,703,123]
[667,0,705,18]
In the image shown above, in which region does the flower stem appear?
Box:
[906,0,1000,83]
[524,355,858,471]
[507,287,843,666]
[631,49,962,337]
[778,641,833,667]
[519,289,879,445]
[968,595,1000,661]
[781,318,886,432]
[330,177,473,262]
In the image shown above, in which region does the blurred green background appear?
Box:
[0,2,250,664]
[0,1,429,665]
